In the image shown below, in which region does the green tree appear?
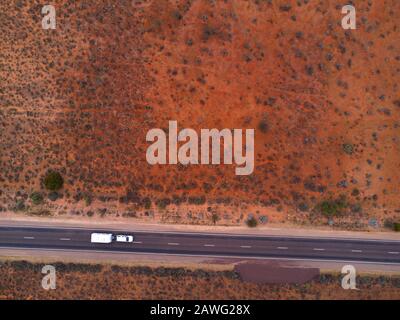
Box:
[44,171,64,191]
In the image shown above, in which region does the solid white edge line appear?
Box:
[0,246,399,266]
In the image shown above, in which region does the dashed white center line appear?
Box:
[277,247,288,250]
[167,242,180,246]
[313,248,325,251]
[23,236,35,240]
[240,245,252,248]
[388,251,399,255]
[204,244,215,247]
[60,238,70,241]
[133,241,143,244]
[351,249,362,253]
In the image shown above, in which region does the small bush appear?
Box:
[211,213,220,225]
[83,194,92,206]
[317,198,347,217]
[30,192,43,205]
[188,196,206,205]
[394,223,400,232]
[13,199,25,212]
[156,198,171,209]
[342,143,354,155]
[246,216,258,228]
[142,197,151,209]
[44,171,64,191]
[48,192,59,201]
[258,120,269,133]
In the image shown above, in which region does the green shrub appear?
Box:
[211,213,220,225]
[246,216,258,228]
[342,143,354,155]
[318,199,347,217]
[258,120,269,133]
[83,194,92,206]
[394,223,400,232]
[30,192,43,205]
[48,192,59,201]
[156,198,171,209]
[13,199,25,212]
[188,196,206,205]
[44,171,64,191]
[142,197,151,209]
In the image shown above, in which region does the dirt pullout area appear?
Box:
[0,259,399,300]
[235,262,319,284]
[1,1,399,230]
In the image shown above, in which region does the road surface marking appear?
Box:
[204,244,215,247]
[313,248,325,251]
[133,241,142,244]
[351,249,362,253]
[60,238,70,241]
[1,246,400,266]
[240,245,252,248]
[23,236,35,239]
[277,247,288,250]
[167,242,180,246]
[388,252,399,254]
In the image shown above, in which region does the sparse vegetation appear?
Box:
[0,1,398,231]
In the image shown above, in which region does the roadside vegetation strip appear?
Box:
[1,260,399,299]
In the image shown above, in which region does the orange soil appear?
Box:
[0,1,399,229]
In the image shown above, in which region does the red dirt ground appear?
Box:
[1,1,399,229]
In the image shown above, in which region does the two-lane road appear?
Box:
[0,226,399,264]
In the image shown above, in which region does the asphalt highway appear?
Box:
[0,226,399,264]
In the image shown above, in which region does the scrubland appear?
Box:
[0,1,399,230]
